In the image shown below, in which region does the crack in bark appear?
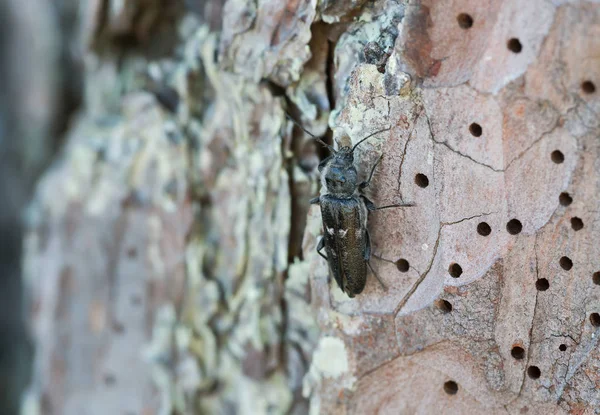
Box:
[384,107,499,315]
[396,108,423,197]
[423,106,504,173]
[358,339,499,409]
[372,253,423,276]
[435,139,504,172]
[504,110,569,170]
[549,333,578,344]
[517,235,541,400]
[356,354,403,381]
[555,314,600,401]
[571,93,600,130]
[393,224,442,316]
[391,210,497,317]
[356,338,470,382]
[441,211,498,227]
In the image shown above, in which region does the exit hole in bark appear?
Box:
[457,13,473,29]
[559,344,567,351]
[437,299,453,313]
[477,222,491,236]
[415,173,429,188]
[104,374,117,386]
[536,278,549,291]
[448,263,463,278]
[511,346,525,360]
[507,38,522,53]
[506,219,522,235]
[551,150,565,164]
[444,381,458,395]
[527,366,541,379]
[112,321,125,334]
[559,256,573,271]
[559,192,573,206]
[396,258,409,272]
[593,272,600,285]
[469,123,482,137]
[571,217,583,231]
[581,81,596,94]
[590,313,600,327]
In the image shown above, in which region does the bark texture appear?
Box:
[0,0,82,412]
[24,1,600,415]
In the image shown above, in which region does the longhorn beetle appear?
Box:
[287,115,413,298]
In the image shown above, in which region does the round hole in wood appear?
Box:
[571,217,583,231]
[477,222,492,236]
[396,258,410,272]
[511,346,525,360]
[130,295,142,306]
[536,278,549,291]
[527,366,541,379]
[590,313,600,327]
[437,299,453,313]
[448,263,463,278]
[506,219,522,235]
[444,380,459,395]
[581,81,596,94]
[559,256,573,271]
[593,272,600,286]
[507,38,522,53]
[112,321,125,334]
[551,150,565,164]
[415,173,429,188]
[457,13,474,29]
[469,123,483,137]
[104,374,117,386]
[559,344,567,352]
[559,192,573,206]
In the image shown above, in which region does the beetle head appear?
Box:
[323,148,358,196]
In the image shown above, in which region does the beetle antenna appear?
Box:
[351,127,391,152]
[285,113,336,153]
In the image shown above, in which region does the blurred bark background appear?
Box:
[4,0,599,414]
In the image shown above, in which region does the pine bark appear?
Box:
[23,1,600,414]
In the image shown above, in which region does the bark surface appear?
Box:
[24,1,600,414]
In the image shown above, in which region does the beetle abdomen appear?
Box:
[320,194,368,296]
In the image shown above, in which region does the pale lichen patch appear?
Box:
[312,336,349,378]
[303,336,354,400]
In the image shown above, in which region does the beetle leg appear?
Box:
[368,261,388,291]
[372,203,415,210]
[362,195,413,211]
[316,236,327,260]
[364,229,372,261]
[309,196,320,205]
[365,230,387,291]
[359,154,383,189]
[361,195,377,211]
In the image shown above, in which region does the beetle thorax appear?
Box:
[321,147,358,197]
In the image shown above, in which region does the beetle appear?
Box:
[288,115,413,298]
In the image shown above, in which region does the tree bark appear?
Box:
[0,0,82,413]
[24,1,600,414]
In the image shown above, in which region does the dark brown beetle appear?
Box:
[288,115,412,297]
